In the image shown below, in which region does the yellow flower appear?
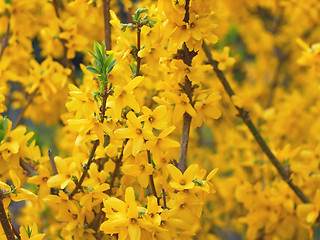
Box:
[28,165,51,198]
[20,223,45,240]
[122,151,154,188]
[167,164,199,191]
[107,76,144,121]
[194,92,221,127]
[66,83,100,119]
[47,156,79,189]
[67,117,112,146]
[146,126,180,164]
[114,111,154,156]
[212,47,235,71]
[100,187,151,240]
[141,105,168,130]
[165,92,196,122]
[297,189,320,224]
[8,170,37,203]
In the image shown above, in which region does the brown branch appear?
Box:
[69,79,112,199]
[13,87,39,129]
[147,150,160,204]
[178,113,191,172]
[48,149,58,175]
[162,188,169,209]
[176,0,196,172]
[19,159,36,177]
[11,225,21,240]
[0,23,10,62]
[48,149,59,195]
[202,41,310,204]
[107,142,125,195]
[0,192,16,240]
[265,47,289,108]
[90,143,125,234]
[135,26,141,77]
[69,140,99,199]
[177,74,194,173]
[103,0,112,51]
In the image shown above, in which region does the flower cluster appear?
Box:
[1,0,320,239]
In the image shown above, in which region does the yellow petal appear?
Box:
[9,170,21,188]
[159,126,176,138]
[128,222,141,240]
[167,164,182,180]
[125,187,135,205]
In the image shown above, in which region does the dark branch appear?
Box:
[202,41,310,204]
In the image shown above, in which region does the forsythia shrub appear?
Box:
[0,0,320,239]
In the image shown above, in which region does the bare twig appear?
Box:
[68,140,99,199]
[13,87,39,129]
[162,188,169,209]
[19,159,36,177]
[135,26,141,77]
[11,225,21,240]
[0,23,10,61]
[0,192,16,240]
[103,0,112,50]
[147,150,159,204]
[176,0,197,173]
[90,143,126,233]
[202,41,310,203]
[48,149,58,175]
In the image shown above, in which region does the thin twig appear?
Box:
[178,112,191,172]
[0,23,10,62]
[68,140,99,199]
[265,47,288,108]
[147,150,160,204]
[0,192,16,240]
[103,0,112,50]
[107,142,125,195]
[90,143,125,233]
[11,224,21,240]
[52,0,61,18]
[176,1,196,172]
[162,188,169,209]
[69,80,111,199]
[19,159,36,177]
[48,149,59,195]
[13,87,39,129]
[48,149,58,175]
[202,41,310,204]
[135,26,141,77]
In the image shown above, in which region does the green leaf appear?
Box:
[0,117,8,143]
[133,8,148,23]
[103,54,114,73]
[86,66,100,74]
[192,179,204,186]
[86,50,100,62]
[120,23,128,31]
[93,41,103,62]
[107,59,117,74]
[4,0,12,5]
[26,225,32,238]
[93,59,102,72]
[138,209,146,217]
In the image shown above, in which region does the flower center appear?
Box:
[148,116,154,122]
[180,179,186,185]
